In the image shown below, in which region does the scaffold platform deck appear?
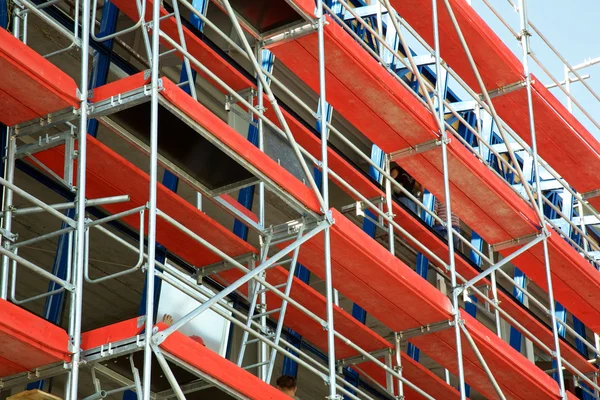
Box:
[0,299,69,377]
[0,30,79,126]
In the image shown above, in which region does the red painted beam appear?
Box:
[0,299,70,377]
[0,28,78,126]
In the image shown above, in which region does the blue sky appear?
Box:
[472,0,600,138]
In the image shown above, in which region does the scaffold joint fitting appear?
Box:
[324,210,335,225]
[152,331,167,346]
[517,29,531,41]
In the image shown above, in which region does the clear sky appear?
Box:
[471,0,600,138]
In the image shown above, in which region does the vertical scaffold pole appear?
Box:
[431,0,466,397]
[255,45,269,382]
[0,1,21,301]
[0,133,14,300]
[142,0,162,395]
[516,0,566,397]
[0,0,8,301]
[316,0,337,398]
[68,0,91,396]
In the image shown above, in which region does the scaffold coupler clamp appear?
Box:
[460,285,470,303]
[325,395,343,400]
[312,15,328,31]
[452,283,464,296]
[27,369,41,381]
[320,320,328,331]
[541,225,552,239]
[394,332,402,344]
[516,28,531,41]
[324,209,335,226]
[153,329,168,346]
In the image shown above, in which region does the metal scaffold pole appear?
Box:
[67,0,90,395]
[516,0,566,397]
[431,0,466,397]
[0,2,21,301]
[316,0,338,398]
[142,0,162,395]
[0,134,15,300]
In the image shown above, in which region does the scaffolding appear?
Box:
[0,0,599,399]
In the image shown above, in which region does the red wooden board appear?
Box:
[158,323,290,400]
[284,209,454,332]
[494,79,600,210]
[503,233,600,332]
[82,320,289,400]
[35,136,257,268]
[216,266,391,360]
[159,79,322,214]
[411,311,577,400]
[0,299,70,377]
[0,28,78,126]
[81,317,144,350]
[357,357,461,399]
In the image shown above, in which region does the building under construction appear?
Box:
[0,0,599,398]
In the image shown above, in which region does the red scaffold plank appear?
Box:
[503,233,600,331]
[287,209,454,331]
[269,2,600,339]
[389,0,600,213]
[34,136,258,268]
[90,69,152,102]
[82,320,289,400]
[216,266,392,360]
[285,210,570,399]
[81,317,144,350]
[410,311,577,400]
[156,323,290,400]
[390,0,523,91]
[357,356,461,399]
[0,299,70,377]
[0,28,78,126]
[158,78,322,214]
